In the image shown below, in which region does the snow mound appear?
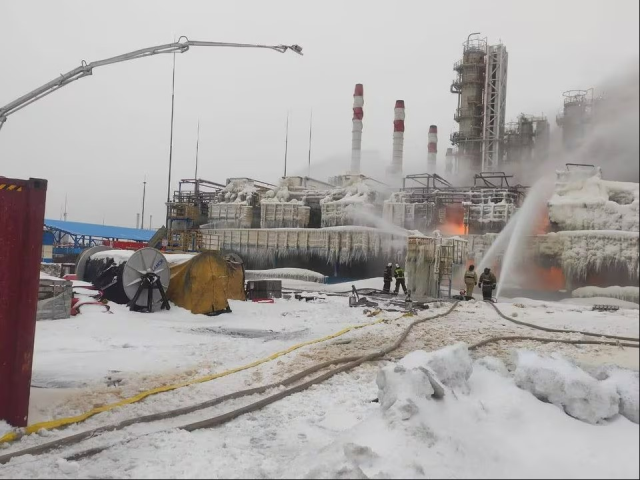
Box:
[376,363,443,420]
[514,350,619,424]
[400,343,473,392]
[289,349,639,479]
[572,286,639,304]
[475,356,510,377]
[376,344,472,420]
[591,365,640,424]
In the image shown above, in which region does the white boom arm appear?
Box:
[0,36,302,131]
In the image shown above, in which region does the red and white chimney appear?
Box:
[350,84,364,174]
[428,125,437,173]
[388,100,405,177]
[445,148,455,175]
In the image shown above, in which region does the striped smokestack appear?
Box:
[388,100,405,177]
[350,84,364,173]
[428,125,438,173]
[445,147,455,175]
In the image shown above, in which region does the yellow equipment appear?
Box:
[167,251,245,315]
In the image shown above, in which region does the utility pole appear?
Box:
[141,177,147,229]
[307,109,313,177]
[166,51,177,231]
[194,120,200,199]
[283,112,289,177]
[194,120,200,180]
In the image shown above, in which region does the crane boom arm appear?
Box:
[0,37,302,128]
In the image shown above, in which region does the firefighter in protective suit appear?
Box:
[383,263,393,293]
[478,267,497,301]
[393,264,407,294]
[463,265,478,297]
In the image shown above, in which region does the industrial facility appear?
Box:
[26,34,635,303]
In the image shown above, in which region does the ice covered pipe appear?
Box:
[428,125,437,173]
[350,83,364,174]
[389,100,405,176]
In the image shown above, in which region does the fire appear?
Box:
[533,205,551,235]
[440,222,467,236]
[526,266,566,291]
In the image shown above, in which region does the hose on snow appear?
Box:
[0,303,460,465]
[487,301,639,343]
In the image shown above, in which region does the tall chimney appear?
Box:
[428,125,438,173]
[350,84,364,174]
[388,100,405,178]
[136,213,140,229]
[445,148,455,175]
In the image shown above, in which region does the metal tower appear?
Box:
[450,35,487,172]
[556,89,594,151]
[482,44,508,171]
[450,34,509,174]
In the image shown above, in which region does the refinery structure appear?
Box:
[31,33,638,302]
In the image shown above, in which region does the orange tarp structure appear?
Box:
[167,251,245,315]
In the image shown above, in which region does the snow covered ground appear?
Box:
[1,279,638,478]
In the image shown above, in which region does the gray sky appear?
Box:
[1,0,638,227]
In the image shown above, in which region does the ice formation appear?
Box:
[320,179,382,228]
[200,226,408,267]
[245,268,327,283]
[572,285,640,304]
[548,175,639,232]
[535,230,639,282]
[514,350,620,424]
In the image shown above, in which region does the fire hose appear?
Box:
[2,300,638,466]
[486,301,639,342]
[0,303,459,465]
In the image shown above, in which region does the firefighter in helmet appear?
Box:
[393,263,407,295]
[478,267,497,301]
[463,265,478,298]
[383,263,393,294]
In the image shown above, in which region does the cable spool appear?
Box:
[83,248,170,312]
[122,248,170,311]
[75,245,112,281]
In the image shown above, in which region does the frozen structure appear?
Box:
[206,178,269,229]
[540,165,639,289]
[548,171,639,232]
[405,235,468,299]
[200,226,408,277]
[37,273,72,321]
[383,172,525,235]
[202,176,335,231]
[320,175,387,228]
[467,165,639,294]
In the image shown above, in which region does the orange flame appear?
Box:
[525,266,566,291]
[533,205,551,235]
[440,222,467,236]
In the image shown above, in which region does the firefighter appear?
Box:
[383,263,393,293]
[464,265,478,298]
[478,267,497,301]
[393,263,407,294]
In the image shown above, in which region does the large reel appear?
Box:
[122,247,171,311]
[76,245,112,281]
